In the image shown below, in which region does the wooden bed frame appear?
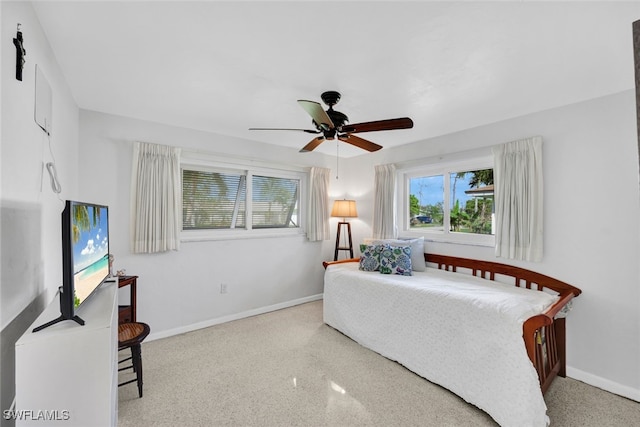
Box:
[323,253,581,394]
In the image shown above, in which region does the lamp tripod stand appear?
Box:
[334,221,354,261]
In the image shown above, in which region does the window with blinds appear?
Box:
[182,169,300,230]
[252,175,299,228]
[182,169,246,229]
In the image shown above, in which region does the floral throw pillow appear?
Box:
[379,244,413,276]
[359,244,382,271]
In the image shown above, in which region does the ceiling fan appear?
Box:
[250,91,413,153]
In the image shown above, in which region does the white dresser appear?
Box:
[14,280,118,426]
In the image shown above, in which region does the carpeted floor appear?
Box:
[118,301,640,426]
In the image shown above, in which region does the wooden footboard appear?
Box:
[424,253,581,393]
[323,253,581,394]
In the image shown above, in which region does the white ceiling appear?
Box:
[32,1,640,157]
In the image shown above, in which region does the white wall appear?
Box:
[1,0,79,328]
[339,90,640,400]
[78,110,336,338]
[1,0,79,419]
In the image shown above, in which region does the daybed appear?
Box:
[322,252,581,427]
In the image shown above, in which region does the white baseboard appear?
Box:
[146,294,323,342]
[567,366,640,402]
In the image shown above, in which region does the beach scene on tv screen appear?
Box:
[72,204,109,306]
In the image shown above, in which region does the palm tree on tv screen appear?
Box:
[72,205,101,244]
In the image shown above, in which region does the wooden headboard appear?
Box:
[325,253,581,299]
[425,253,581,296]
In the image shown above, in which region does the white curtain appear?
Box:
[130,142,182,253]
[372,163,397,239]
[493,136,543,262]
[306,167,331,241]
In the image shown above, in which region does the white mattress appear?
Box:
[323,262,559,427]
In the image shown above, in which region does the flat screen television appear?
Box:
[33,200,110,332]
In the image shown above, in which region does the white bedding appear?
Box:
[323,262,559,427]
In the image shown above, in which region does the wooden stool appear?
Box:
[118,322,150,398]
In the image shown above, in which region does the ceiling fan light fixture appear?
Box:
[320,90,341,106]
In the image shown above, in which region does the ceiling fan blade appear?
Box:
[299,136,326,153]
[340,117,413,134]
[338,134,382,152]
[249,127,320,134]
[297,100,334,130]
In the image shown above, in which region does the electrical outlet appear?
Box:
[220,283,228,294]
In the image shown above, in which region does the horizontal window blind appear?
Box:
[182,169,246,229]
[252,175,299,228]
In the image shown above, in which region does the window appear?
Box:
[408,174,445,232]
[399,158,494,246]
[251,175,299,229]
[181,157,305,240]
[448,169,494,235]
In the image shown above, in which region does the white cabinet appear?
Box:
[15,281,118,426]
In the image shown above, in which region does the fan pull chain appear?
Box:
[336,140,339,180]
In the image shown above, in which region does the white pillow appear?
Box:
[397,236,426,272]
[363,236,426,272]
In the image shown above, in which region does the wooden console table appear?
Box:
[118,275,138,324]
